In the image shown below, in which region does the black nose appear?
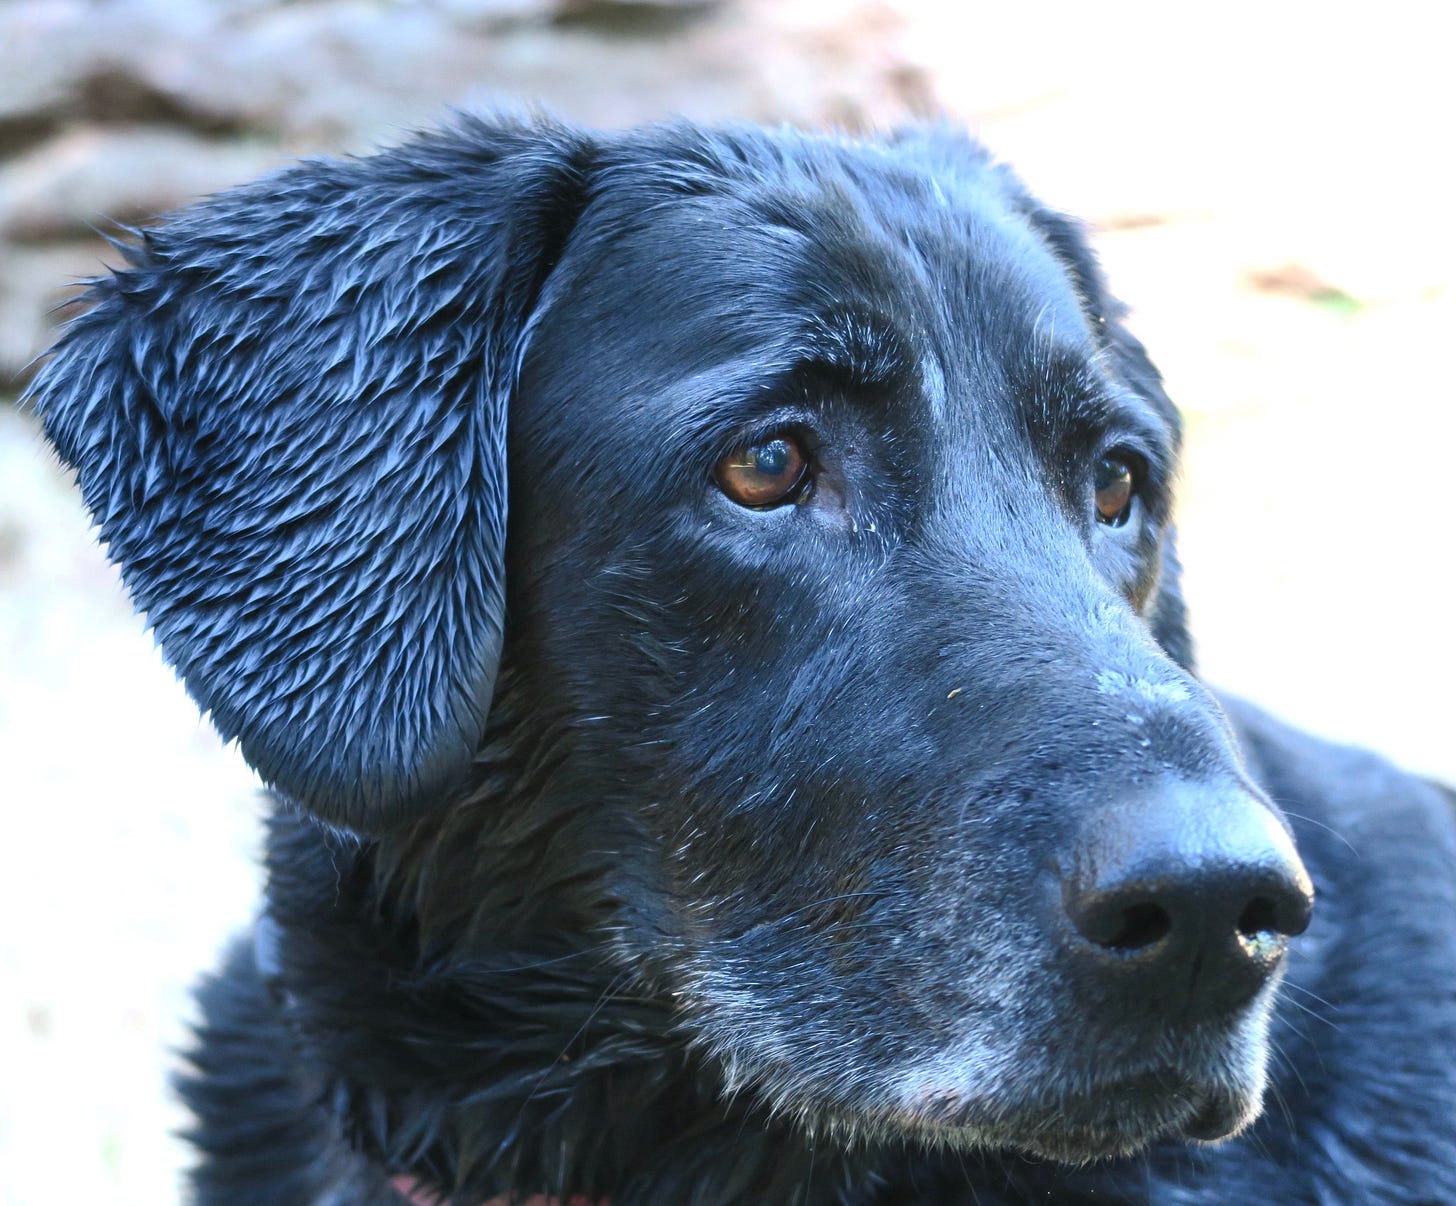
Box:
[1062,779,1313,1020]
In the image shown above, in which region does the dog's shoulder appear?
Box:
[1222,694,1456,876]
[1216,696,1456,1201]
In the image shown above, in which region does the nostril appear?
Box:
[1065,893,1173,953]
[1238,878,1313,941]
[1237,895,1279,939]
[1103,901,1171,952]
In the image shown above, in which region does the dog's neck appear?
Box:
[258,809,874,1204]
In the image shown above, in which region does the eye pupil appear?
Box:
[755,440,790,476]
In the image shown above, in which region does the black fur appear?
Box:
[29,116,1456,1204]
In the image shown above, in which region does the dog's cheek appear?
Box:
[650,777,1072,1113]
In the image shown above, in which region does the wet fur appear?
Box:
[30,117,1456,1203]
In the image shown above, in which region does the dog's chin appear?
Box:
[840,1005,1277,1164]
[842,1070,1264,1165]
[993,1080,1262,1163]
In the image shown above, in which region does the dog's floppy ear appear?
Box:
[1017,201,1196,671]
[29,118,595,833]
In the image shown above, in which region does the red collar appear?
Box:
[392,1177,607,1206]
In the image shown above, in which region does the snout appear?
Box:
[1060,778,1314,1022]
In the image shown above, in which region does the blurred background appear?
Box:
[0,1,1450,1200]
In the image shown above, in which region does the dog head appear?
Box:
[32,117,1312,1162]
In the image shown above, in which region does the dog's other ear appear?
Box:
[1017,201,1196,671]
[28,117,595,833]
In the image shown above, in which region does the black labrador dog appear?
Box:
[31,117,1456,1204]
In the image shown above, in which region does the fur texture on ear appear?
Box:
[29,117,596,833]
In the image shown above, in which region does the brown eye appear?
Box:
[716,435,810,508]
[1094,455,1136,525]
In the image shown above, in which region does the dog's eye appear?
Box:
[1094,455,1136,526]
[716,436,811,508]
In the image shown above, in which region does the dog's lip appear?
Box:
[890,1065,1254,1157]
[1174,1087,1254,1143]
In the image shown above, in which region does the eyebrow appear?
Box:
[1021,339,1177,468]
[794,306,917,392]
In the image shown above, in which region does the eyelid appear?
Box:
[709,413,819,475]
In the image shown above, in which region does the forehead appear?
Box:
[542,129,1098,396]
